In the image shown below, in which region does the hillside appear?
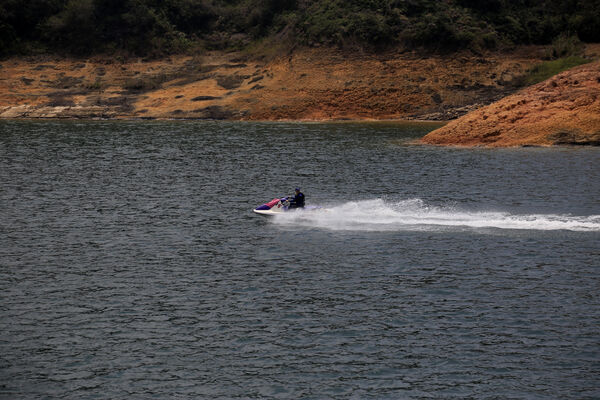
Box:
[2,0,599,57]
[0,47,546,120]
[2,1,600,127]
[420,61,600,147]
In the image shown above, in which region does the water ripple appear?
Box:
[1,120,598,399]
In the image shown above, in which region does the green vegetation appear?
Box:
[1,0,599,57]
[514,33,593,86]
[518,56,591,86]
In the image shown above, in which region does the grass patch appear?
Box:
[123,73,169,92]
[518,56,591,87]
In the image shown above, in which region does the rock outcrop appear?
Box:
[421,62,600,147]
[0,47,544,121]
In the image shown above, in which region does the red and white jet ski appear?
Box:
[253,197,321,216]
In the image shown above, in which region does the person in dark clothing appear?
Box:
[288,188,305,209]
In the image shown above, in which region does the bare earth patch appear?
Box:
[1,45,599,123]
[420,61,600,147]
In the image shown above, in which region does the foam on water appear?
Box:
[273,199,600,232]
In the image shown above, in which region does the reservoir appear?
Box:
[1,120,599,398]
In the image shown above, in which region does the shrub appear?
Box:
[545,34,584,59]
[42,0,99,54]
[1,0,599,56]
[480,32,499,50]
[518,56,590,87]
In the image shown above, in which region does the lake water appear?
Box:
[1,120,599,399]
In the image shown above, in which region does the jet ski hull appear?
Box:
[253,196,321,216]
[253,208,285,216]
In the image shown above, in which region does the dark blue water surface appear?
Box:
[1,120,599,399]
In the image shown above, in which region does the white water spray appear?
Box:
[272,199,600,232]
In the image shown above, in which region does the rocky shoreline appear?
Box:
[420,61,600,147]
[1,47,542,122]
[2,46,599,147]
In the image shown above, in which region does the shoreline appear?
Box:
[3,45,599,147]
[420,61,600,147]
[4,116,598,148]
[0,46,544,122]
[0,116,447,125]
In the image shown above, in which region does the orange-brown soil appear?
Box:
[421,61,600,147]
[0,47,548,121]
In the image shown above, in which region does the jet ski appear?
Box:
[253,196,321,216]
[253,197,290,216]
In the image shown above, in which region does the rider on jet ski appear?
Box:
[288,187,305,209]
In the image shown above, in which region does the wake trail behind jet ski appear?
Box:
[271,199,600,232]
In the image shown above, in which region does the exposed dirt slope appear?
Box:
[421,61,600,147]
[0,47,546,121]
